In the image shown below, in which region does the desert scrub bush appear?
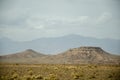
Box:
[22,74,43,80]
[9,73,19,80]
[0,76,8,80]
[89,75,96,79]
[0,64,120,80]
[53,67,59,70]
[44,73,59,80]
[22,75,33,80]
[71,72,81,79]
[34,74,43,79]
[108,73,113,78]
[28,70,33,76]
[94,65,98,68]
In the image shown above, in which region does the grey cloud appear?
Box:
[0,0,120,41]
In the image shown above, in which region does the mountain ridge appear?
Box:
[0,46,120,64]
[0,34,120,55]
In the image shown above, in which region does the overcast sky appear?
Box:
[0,0,120,41]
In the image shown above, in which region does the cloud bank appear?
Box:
[0,0,120,41]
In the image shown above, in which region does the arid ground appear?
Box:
[0,64,120,80]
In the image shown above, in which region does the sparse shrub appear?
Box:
[79,74,84,77]
[89,75,96,79]
[108,74,113,78]
[15,63,19,65]
[72,73,80,79]
[9,73,19,80]
[88,65,92,69]
[48,73,59,80]
[26,77,31,80]
[23,75,32,80]
[0,64,119,80]
[94,65,97,68]
[34,74,43,79]
[0,76,5,80]
[54,67,58,70]
[28,70,33,75]
[43,77,49,80]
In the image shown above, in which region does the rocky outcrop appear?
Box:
[55,46,120,64]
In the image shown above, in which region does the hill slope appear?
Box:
[0,49,46,63]
[0,47,120,64]
[53,47,120,64]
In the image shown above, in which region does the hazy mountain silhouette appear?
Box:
[0,34,120,55]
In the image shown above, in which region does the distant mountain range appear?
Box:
[0,47,120,64]
[0,34,120,55]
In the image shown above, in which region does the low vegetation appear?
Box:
[0,63,120,80]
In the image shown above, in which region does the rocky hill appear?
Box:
[53,47,120,64]
[0,49,46,63]
[0,47,120,64]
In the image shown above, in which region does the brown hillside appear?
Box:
[0,49,46,63]
[0,47,120,64]
[53,47,120,64]
[1,49,45,58]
